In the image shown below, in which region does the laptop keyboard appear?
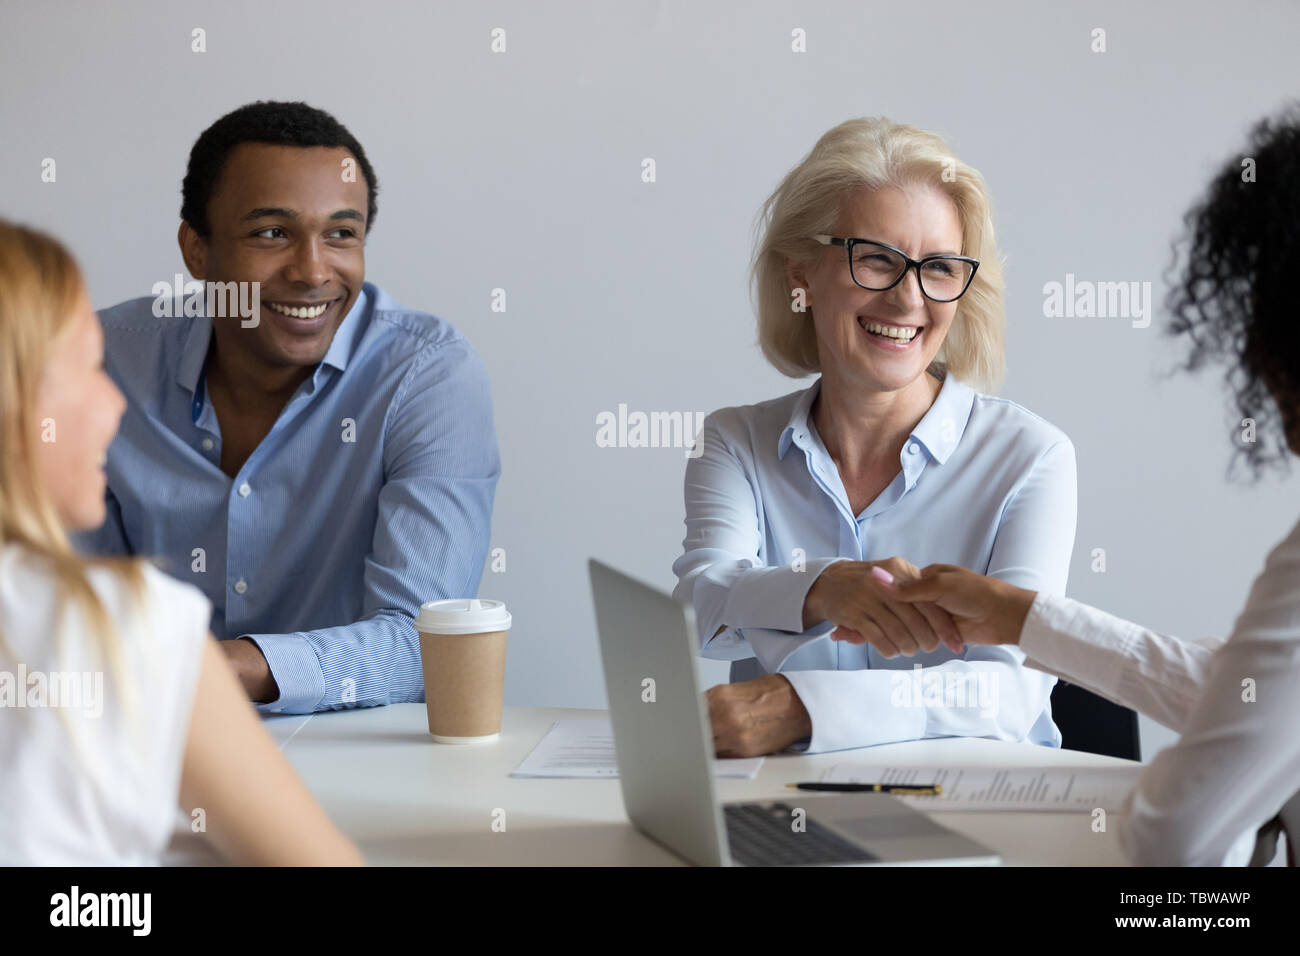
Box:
[724,802,879,866]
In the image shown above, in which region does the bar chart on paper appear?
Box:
[820,764,1145,811]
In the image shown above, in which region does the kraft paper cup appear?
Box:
[415,598,512,743]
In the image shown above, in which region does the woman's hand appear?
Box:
[804,557,963,656]
[707,675,812,757]
[874,563,1038,647]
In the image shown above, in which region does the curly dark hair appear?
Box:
[180,100,379,237]
[1165,101,1300,480]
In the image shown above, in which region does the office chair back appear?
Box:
[1050,680,1141,761]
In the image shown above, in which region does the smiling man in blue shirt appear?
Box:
[74,101,500,714]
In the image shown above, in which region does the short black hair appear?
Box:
[1165,101,1300,480]
[180,100,379,237]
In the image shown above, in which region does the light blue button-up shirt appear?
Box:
[74,282,500,714]
[672,372,1076,753]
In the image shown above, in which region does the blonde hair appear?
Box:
[0,220,147,743]
[751,117,1006,393]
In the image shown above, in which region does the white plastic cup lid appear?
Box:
[415,598,512,635]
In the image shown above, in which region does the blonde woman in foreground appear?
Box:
[0,220,363,865]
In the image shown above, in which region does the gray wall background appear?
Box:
[4,0,1298,761]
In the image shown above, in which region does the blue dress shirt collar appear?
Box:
[175,285,373,406]
[777,369,977,467]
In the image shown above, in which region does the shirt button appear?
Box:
[201,438,214,451]
[238,482,251,497]
[907,443,919,455]
[234,578,248,595]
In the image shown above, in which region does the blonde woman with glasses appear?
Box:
[673,117,1077,758]
[0,220,362,865]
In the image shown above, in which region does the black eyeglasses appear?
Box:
[812,234,980,303]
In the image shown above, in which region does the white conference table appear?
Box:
[166,704,1137,866]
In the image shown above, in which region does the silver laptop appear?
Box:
[589,559,1001,867]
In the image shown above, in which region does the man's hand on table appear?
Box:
[707,674,812,757]
[219,637,280,704]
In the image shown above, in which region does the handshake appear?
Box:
[802,558,1040,656]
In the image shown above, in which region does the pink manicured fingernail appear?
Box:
[871,566,895,585]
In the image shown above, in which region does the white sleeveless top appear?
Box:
[0,545,210,864]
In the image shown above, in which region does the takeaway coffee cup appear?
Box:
[415,598,512,743]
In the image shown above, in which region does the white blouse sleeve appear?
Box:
[1020,518,1300,866]
[1020,593,1220,732]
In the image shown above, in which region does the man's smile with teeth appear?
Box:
[267,300,334,319]
[858,317,919,342]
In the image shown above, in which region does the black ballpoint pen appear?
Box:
[786,782,943,795]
